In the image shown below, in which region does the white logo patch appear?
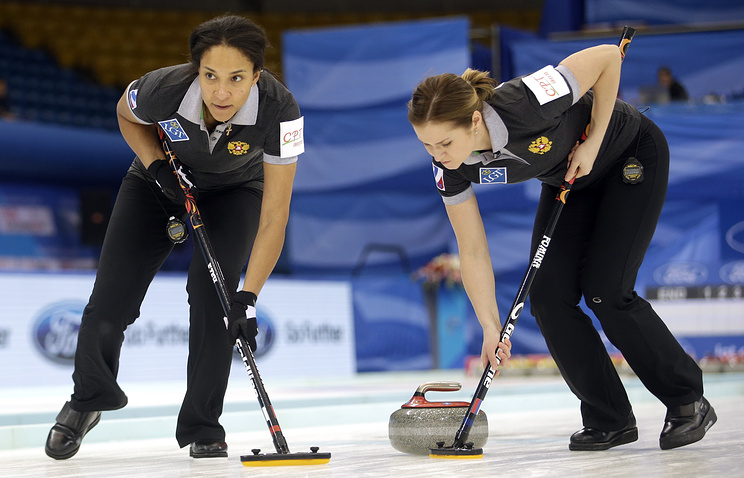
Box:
[280,116,304,158]
[522,65,570,105]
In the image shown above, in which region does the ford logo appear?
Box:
[726,221,744,254]
[653,262,708,285]
[32,301,85,364]
[234,307,275,360]
[719,261,744,284]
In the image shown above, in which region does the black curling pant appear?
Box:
[70,173,262,447]
[529,116,703,432]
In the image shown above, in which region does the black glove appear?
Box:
[147,160,187,206]
[225,290,258,351]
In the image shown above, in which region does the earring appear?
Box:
[475,129,479,135]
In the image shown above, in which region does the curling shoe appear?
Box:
[569,412,638,451]
[45,401,101,460]
[190,439,228,458]
[660,396,717,450]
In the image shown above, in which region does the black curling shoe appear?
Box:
[190,439,228,458]
[569,412,638,451]
[45,401,101,460]
[660,396,717,450]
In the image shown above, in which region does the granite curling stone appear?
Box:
[389,381,488,455]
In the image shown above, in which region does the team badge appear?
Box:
[228,141,250,155]
[528,136,552,155]
[158,119,189,142]
[622,156,644,184]
[433,164,445,190]
[480,167,507,184]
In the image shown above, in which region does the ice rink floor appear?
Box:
[1,369,742,477]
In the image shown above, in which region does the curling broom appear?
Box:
[431,25,637,459]
[430,178,574,459]
[159,129,331,466]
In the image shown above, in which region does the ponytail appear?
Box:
[461,68,498,103]
[408,69,496,128]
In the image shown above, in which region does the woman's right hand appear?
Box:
[481,326,512,373]
[147,160,187,205]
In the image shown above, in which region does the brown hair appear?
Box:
[407,69,498,128]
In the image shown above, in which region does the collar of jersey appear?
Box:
[177,77,259,127]
[482,103,507,152]
[463,104,508,165]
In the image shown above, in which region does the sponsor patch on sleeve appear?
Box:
[158,119,189,142]
[433,164,445,190]
[128,88,138,109]
[522,65,570,105]
[280,116,304,158]
[480,167,507,184]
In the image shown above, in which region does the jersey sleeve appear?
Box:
[263,93,303,165]
[497,64,579,120]
[433,161,474,206]
[124,68,171,125]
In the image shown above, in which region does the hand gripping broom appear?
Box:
[159,129,331,466]
[430,24,637,459]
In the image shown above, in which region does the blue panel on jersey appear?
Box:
[158,119,190,142]
[480,167,507,184]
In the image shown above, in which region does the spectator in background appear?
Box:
[657,66,689,102]
[0,78,16,120]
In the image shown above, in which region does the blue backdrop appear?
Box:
[2,19,743,371]
[279,20,744,370]
[585,0,744,26]
[509,28,744,103]
[282,17,470,274]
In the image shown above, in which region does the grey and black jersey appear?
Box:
[125,64,304,192]
[434,64,642,205]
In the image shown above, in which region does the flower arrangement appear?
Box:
[412,253,463,288]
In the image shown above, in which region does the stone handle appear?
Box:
[415,382,461,396]
[401,382,468,408]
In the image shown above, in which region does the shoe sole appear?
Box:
[660,405,717,450]
[190,450,228,458]
[45,412,102,460]
[569,427,639,451]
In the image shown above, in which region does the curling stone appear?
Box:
[388,382,488,455]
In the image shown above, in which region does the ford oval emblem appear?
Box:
[32,301,85,364]
[653,262,708,286]
[726,221,744,254]
[234,307,275,360]
[719,261,744,284]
